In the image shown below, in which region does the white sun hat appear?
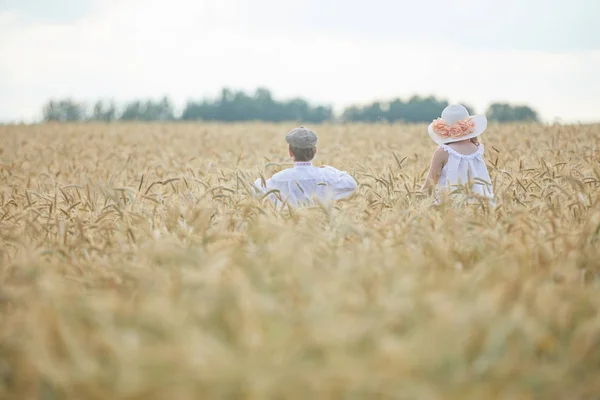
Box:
[427,104,488,146]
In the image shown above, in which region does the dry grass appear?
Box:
[0,122,599,399]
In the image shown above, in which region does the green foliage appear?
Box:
[41,97,175,123]
[341,96,475,123]
[40,90,539,124]
[91,100,117,122]
[42,99,87,122]
[181,88,332,123]
[486,103,539,122]
[121,97,175,122]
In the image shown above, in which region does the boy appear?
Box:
[253,126,357,208]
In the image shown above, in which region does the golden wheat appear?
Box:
[0,122,599,399]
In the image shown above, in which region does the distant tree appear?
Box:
[120,101,144,121]
[306,105,333,123]
[403,96,448,123]
[461,103,476,115]
[342,95,448,123]
[486,103,539,122]
[120,97,174,121]
[181,88,332,122]
[341,106,363,122]
[146,97,175,121]
[342,102,385,122]
[513,105,539,122]
[362,102,385,122]
[90,100,117,122]
[41,90,540,125]
[43,99,87,122]
[181,101,206,121]
[284,98,311,121]
[386,99,405,122]
[254,87,274,120]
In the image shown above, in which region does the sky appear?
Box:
[1,0,599,123]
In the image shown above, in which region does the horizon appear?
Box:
[1,0,599,124]
[1,88,595,125]
[6,90,549,122]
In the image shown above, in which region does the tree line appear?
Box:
[42,88,539,124]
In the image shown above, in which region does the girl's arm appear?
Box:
[420,146,448,193]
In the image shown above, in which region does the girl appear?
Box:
[421,104,494,205]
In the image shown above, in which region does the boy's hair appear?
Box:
[290,146,316,162]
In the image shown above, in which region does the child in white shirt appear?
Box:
[253,127,357,208]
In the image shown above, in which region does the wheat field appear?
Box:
[0,122,599,399]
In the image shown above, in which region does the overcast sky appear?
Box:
[1,0,599,123]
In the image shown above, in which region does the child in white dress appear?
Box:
[421,104,494,205]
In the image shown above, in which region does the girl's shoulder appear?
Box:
[432,145,450,162]
[439,143,484,159]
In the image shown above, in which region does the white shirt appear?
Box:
[437,144,494,202]
[253,162,357,208]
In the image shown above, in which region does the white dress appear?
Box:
[436,144,494,204]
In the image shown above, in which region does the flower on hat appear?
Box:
[432,118,476,139]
